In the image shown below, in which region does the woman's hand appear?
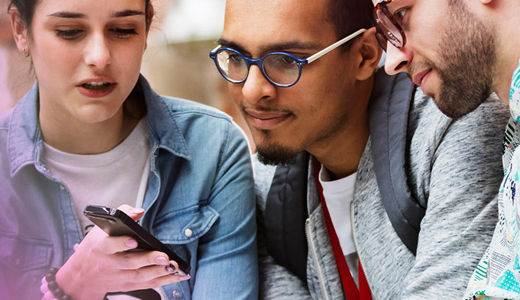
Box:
[53,205,190,300]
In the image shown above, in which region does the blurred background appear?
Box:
[0,0,251,141]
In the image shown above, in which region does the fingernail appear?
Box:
[155,256,168,266]
[179,275,191,281]
[130,208,144,214]
[165,263,176,273]
[125,239,138,249]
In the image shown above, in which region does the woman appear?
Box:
[0,0,258,299]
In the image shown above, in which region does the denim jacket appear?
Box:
[0,76,258,300]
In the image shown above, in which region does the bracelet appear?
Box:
[44,268,72,300]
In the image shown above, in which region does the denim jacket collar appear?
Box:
[7,75,191,177]
[137,75,191,160]
[7,81,42,177]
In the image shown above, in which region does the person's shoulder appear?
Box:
[417,92,508,173]
[410,89,509,138]
[159,95,233,124]
[461,93,509,125]
[155,95,249,158]
[405,90,508,189]
[447,93,509,138]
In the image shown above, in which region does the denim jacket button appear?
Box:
[172,289,181,298]
[184,228,193,238]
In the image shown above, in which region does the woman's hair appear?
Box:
[8,0,153,29]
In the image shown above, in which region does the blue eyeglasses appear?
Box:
[209,28,366,87]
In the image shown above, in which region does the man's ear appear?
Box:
[355,27,382,81]
[9,7,29,56]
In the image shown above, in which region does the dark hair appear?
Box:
[326,0,375,50]
[8,0,153,29]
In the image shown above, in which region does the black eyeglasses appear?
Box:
[374,0,406,51]
[209,29,366,87]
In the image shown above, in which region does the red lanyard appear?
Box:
[312,160,372,300]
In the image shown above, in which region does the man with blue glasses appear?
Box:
[211,0,509,298]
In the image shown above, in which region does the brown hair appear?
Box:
[326,0,374,50]
[8,0,153,29]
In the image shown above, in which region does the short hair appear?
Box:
[326,0,375,49]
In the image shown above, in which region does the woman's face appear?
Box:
[23,0,149,124]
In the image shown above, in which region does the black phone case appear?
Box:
[83,205,190,274]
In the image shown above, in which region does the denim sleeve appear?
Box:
[191,122,258,300]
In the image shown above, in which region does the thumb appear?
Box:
[117,204,145,221]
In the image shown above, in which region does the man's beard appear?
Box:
[425,0,496,119]
[256,142,299,165]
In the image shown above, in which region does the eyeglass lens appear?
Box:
[263,54,299,86]
[215,50,301,86]
[375,28,389,51]
[375,4,405,49]
[216,50,249,83]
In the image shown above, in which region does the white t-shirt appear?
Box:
[44,119,167,299]
[43,118,151,234]
[319,166,359,286]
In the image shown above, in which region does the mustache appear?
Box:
[408,58,435,81]
[242,105,292,114]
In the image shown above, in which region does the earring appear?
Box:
[23,47,29,57]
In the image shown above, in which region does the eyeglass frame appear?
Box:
[373,0,407,50]
[209,28,366,88]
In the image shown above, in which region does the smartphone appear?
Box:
[83,205,190,276]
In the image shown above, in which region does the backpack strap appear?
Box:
[369,69,425,255]
[264,152,309,281]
